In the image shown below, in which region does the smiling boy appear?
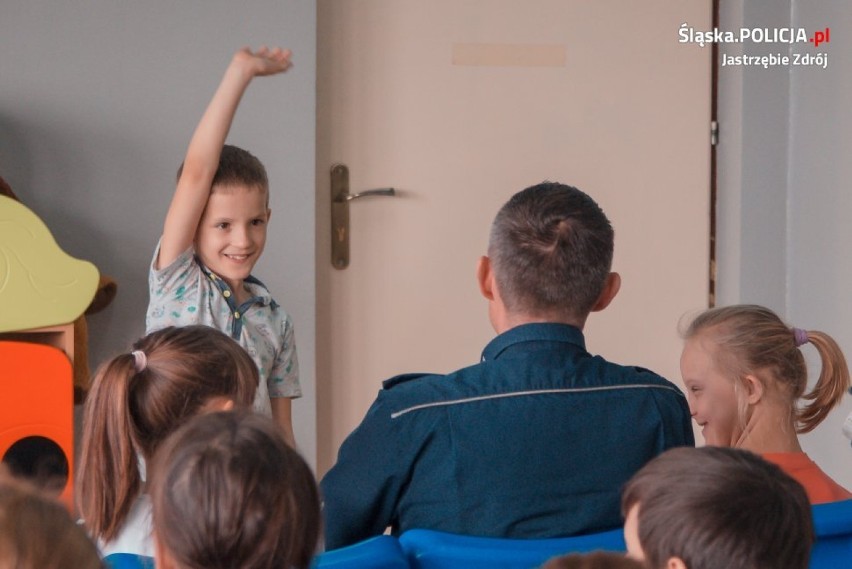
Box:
[146,47,300,446]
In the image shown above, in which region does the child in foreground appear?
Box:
[76,325,258,557]
[681,304,851,503]
[0,469,102,569]
[149,410,320,569]
[542,552,645,569]
[146,46,301,446]
[621,446,813,569]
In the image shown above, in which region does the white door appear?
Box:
[316,0,712,474]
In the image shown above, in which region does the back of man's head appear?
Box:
[621,447,814,569]
[488,182,614,321]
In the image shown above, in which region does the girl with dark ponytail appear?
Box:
[76,325,258,555]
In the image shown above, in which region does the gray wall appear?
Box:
[718,0,852,487]
[0,2,317,464]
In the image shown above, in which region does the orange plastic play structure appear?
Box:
[0,341,74,509]
[1,182,102,512]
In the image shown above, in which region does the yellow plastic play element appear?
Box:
[0,195,98,333]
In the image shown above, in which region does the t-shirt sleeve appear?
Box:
[267,313,302,399]
[145,239,199,333]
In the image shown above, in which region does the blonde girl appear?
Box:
[681,304,851,503]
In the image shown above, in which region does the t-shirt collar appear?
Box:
[194,256,275,308]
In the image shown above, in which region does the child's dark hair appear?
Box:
[622,447,814,569]
[488,182,614,321]
[683,304,850,433]
[0,470,102,569]
[542,552,646,569]
[76,325,259,543]
[177,144,269,192]
[149,411,321,569]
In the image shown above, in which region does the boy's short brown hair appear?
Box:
[621,447,814,569]
[0,471,101,569]
[177,144,269,193]
[150,410,320,569]
[542,551,646,569]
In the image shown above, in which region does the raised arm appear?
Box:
[157,46,292,269]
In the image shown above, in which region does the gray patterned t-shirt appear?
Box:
[145,242,301,416]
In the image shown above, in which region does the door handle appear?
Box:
[340,188,396,201]
[330,163,396,269]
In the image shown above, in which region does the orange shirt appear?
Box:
[763,452,852,505]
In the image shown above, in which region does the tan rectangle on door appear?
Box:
[452,43,566,67]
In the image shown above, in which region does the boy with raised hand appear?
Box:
[146,47,300,447]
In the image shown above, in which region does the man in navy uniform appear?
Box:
[320,182,694,549]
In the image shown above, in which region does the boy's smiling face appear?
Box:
[195,184,270,295]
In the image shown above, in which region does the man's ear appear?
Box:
[742,374,764,405]
[591,272,621,312]
[666,557,688,569]
[477,256,495,300]
[266,208,272,223]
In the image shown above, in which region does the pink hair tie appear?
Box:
[131,350,148,372]
[792,328,809,348]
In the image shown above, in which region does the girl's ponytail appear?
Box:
[797,330,851,433]
[75,325,258,545]
[76,354,142,542]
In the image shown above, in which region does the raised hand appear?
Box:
[233,46,293,77]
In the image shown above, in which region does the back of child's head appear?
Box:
[177,144,268,194]
[0,470,102,569]
[542,551,646,569]
[488,182,614,321]
[77,325,259,543]
[149,410,320,569]
[683,304,850,433]
[621,446,813,569]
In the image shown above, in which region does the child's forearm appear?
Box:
[181,61,255,188]
[183,47,291,188]
[270,397,297,448]
[158,58,255,267]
